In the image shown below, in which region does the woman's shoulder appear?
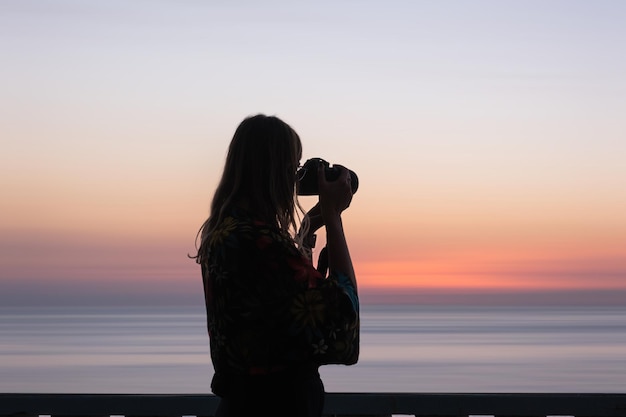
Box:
[208,207,254,247]
[210,206,291,249]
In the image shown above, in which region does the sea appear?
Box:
[1,304,625,393]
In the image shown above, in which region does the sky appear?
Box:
[1,0,625,306]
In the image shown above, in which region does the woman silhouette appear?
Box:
[194,114,359,417]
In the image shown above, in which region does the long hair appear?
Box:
[194,114,306,264]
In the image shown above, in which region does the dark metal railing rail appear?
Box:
[1,393,626,417]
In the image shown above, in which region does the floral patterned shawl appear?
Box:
[201,207,359,379]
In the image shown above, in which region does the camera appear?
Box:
[296,158,359,196]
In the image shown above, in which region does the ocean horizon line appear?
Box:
[1,288,625,312]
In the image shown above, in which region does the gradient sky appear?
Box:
[1,1,625,306]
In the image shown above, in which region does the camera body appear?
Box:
[296,158,359,196]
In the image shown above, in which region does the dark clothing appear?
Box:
[213,368,324,417]
[201,207,359,416]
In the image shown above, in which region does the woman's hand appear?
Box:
[318,164,353,221]
[304,202,325,233]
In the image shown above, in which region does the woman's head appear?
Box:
[220,114,302,222]
[196,114,303,259]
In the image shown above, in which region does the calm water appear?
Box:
[1,305,625,393]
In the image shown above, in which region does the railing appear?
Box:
[1,393,626,417]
